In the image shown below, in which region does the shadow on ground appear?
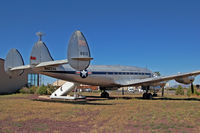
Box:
[32,97,113,105]
[31,94,200,105]
[135,97,200,101]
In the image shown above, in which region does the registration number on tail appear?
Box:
[44,67,56,71]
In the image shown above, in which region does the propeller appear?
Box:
[191,82,194,94]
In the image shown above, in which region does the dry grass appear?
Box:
[0,93,200,133]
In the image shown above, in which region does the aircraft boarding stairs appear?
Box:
[50,82,85,100]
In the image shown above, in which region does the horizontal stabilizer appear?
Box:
[10,59,68,71]
[10,65,31,71]
[35,59,68,67]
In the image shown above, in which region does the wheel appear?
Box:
[148,93,153,99]
[143,93,148,99]
[143,93,152,99]
[105,92,109,98]
[101,92,109,98]
[153,93,157,97]
[101,92,105,98]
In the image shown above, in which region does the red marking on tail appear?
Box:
[78,40,86,46]
[30,56,36,60]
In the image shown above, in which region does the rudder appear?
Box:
[30,32,53,66]
[67,30,93,71]
[4,48,24,76]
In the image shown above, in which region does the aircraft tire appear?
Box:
[143,93,152,99]
[101,92,109,98]
[143,93,148,99]
[153,93,158,97]
[148,93,153,99]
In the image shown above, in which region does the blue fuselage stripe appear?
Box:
[43,71,152,76]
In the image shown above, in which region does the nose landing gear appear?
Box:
[143,93,153,99]
[142,86,153,99]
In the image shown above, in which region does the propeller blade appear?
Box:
[191,82,194,94]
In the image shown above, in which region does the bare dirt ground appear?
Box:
[0,92,200,133]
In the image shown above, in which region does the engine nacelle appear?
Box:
[175,76,195,84]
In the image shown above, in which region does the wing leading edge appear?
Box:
[115,70,200,87]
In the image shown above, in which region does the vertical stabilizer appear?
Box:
[4,48,24,76]
[30,32,53,65]
[67,30,93,71]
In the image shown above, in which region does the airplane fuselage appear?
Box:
[39,64,153,88]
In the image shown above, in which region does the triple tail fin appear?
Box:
[4,30,93,76]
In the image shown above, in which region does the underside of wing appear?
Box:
[115,70,200,87]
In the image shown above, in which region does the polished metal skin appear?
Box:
[40,64,153,89]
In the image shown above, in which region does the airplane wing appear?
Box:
[115,70,200,87]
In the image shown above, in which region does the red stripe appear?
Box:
[76,71,80,74]
[30,56,36,60]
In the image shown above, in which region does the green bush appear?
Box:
[187,87,192,97]
[46,85,56,95]
[19,87,30,94]
[19,85,57,95]
[167,87,176,91]
[175,85,184,95]
[36,85,48,95]
[195,90,200,96]
[29,86,38,94]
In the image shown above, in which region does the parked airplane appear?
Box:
[4,31,199,99]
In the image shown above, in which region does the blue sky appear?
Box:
[0,0,200,84]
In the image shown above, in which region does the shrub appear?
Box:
[29,86,38,94]
[175,85,184,95]
[195,90,200,96]
[167,87,176,91]
[46,85,56,95]
[36,85,48,95]
[19,87,30,94]
[187,87,192,97]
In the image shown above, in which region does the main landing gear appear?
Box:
[142,86,153,99]
[143,93,153,99]
[100,87,109,98]
[101,91,109,98]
